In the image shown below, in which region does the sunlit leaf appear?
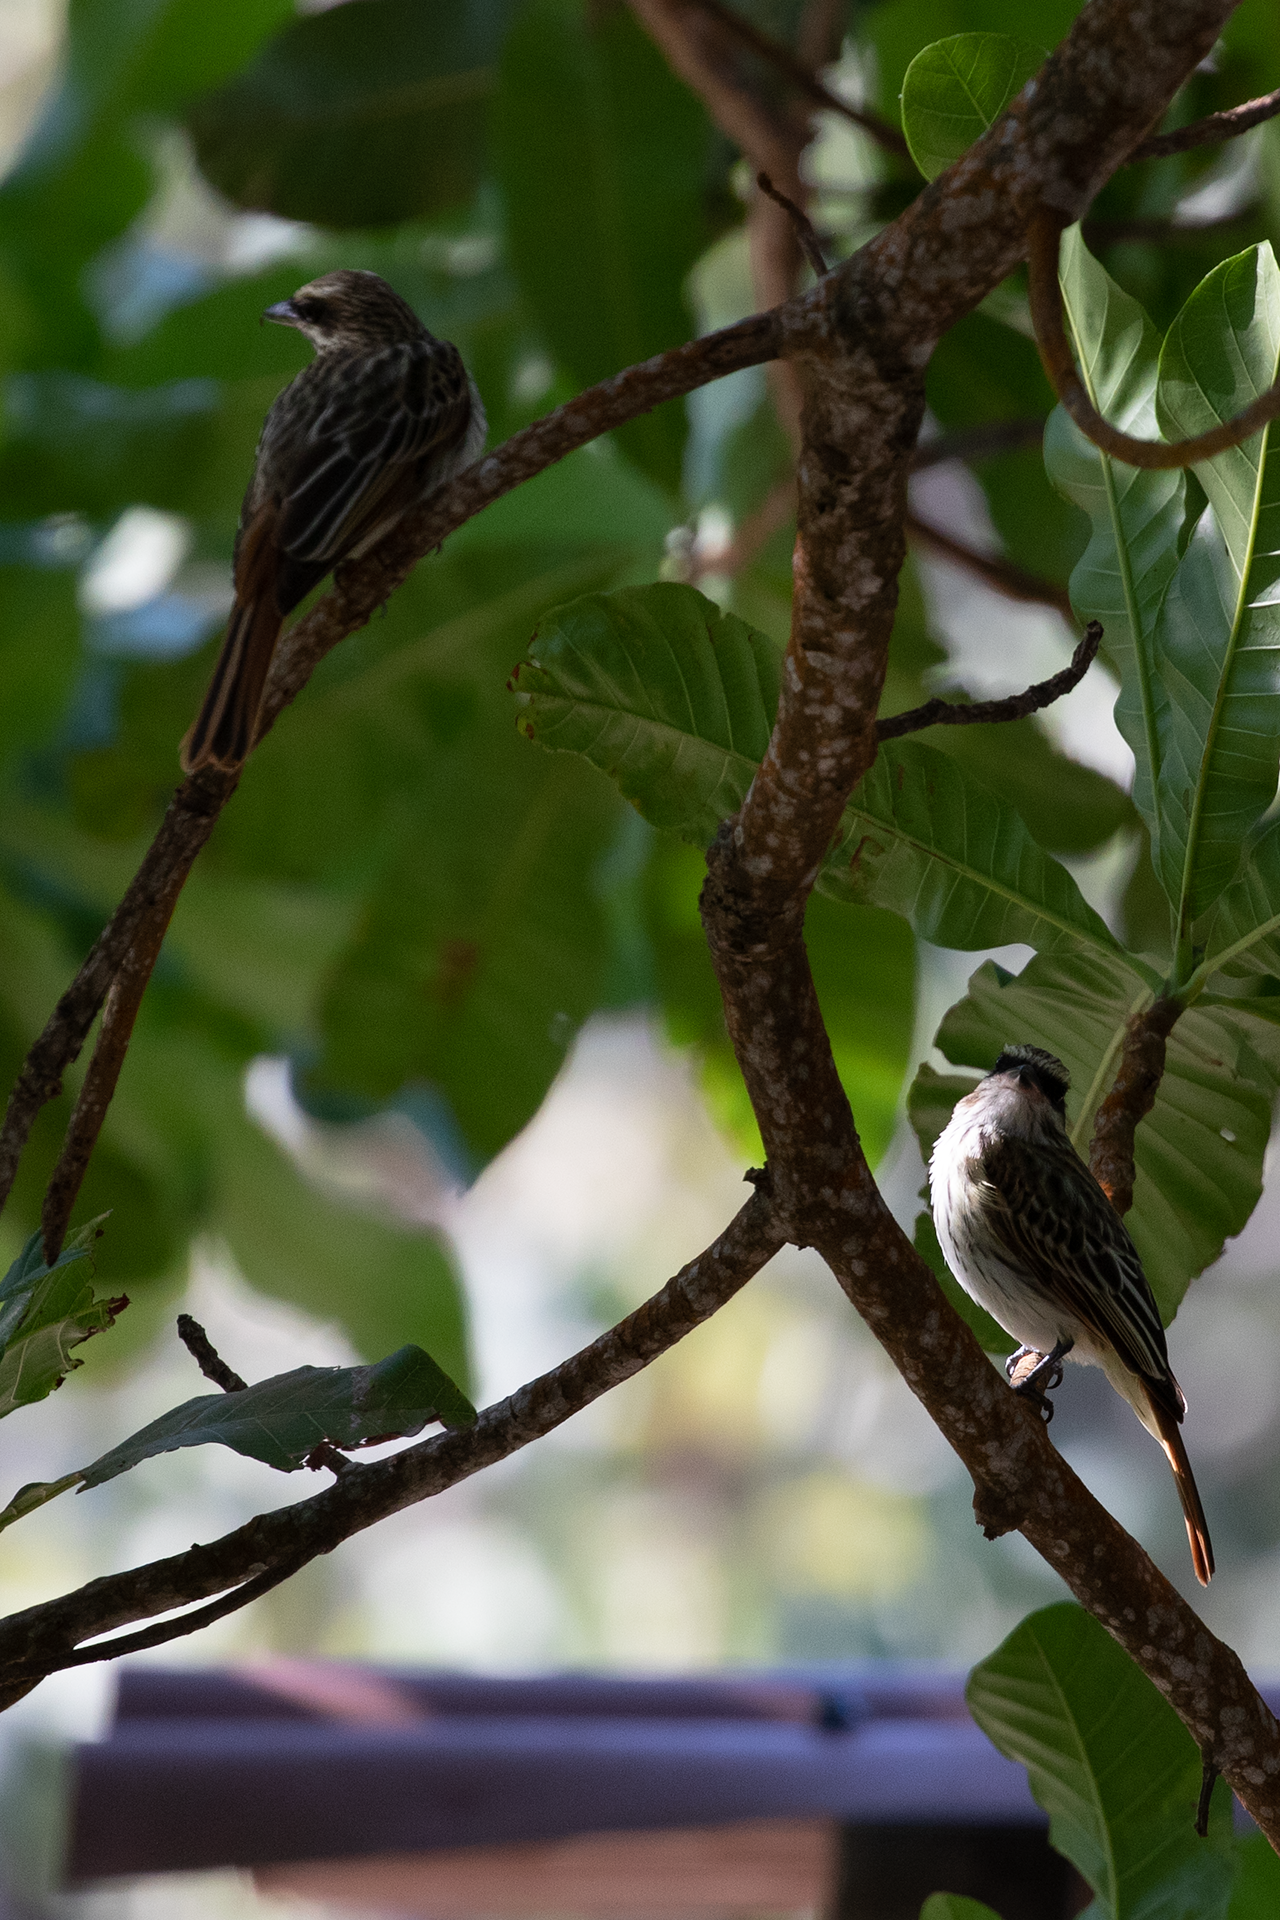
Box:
[900,33,1044,180]
[0,1217,125,1419]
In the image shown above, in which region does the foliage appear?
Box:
[1,0,1280,1904]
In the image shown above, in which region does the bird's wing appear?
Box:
[272,338,474,593]
[978,1133,1176,1400]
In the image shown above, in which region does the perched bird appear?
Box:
[181,269,486,773]
[930,1043,1213,1586]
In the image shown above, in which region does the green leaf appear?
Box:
[188,0,513,229]
[76,1343,476,1491]
[493,0,710,492]
[827,740,1124,961]
[1201,814,1280,980]
[1228,1832,1280,1919]
[1153,244,1280,935]
[920,949,1280,1321]
[515,583,1124,964]
[316,752,620,1169]
[0,1217,126,1418]
[967,1603,1235,1920]
[0,1473,83,1536]
[1044,229,1186,847]
[920,1899,1005,1920]
[900,33,1044,181]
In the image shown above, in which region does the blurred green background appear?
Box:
[0,3,1278,1858]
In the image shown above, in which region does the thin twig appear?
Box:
[176,1315,248,1394]
[1028,209,1280,469]
[756,171,829,276]
[1082,204,1259,247]
[911,418,1046,470]
[877,620,1101,740]
[906,511,1074,618]
[0,771,233,1217]
[41,893,182,1265]
[1130,84,1280,160]
[1087,998,1184,1214]
[689,0,911,158]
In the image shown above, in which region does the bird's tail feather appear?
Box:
[180,592,283,774]
[1148,1391,1214,1586]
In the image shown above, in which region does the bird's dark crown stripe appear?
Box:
[991,1042,1070,1107]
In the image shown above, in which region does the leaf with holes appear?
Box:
[900,33,1044,180]
[0,1218,125,1420]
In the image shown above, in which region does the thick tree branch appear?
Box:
[877,620,1102,739]
[0,1192,784,1701]
[1028,209,1280,468]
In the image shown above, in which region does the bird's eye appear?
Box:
[294,297,330,324]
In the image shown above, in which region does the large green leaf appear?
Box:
[0,1343,476,1532]
[900,33,1044,181]
[493,0,709,492]
[515,584,1125,964]
[1200,815,1280,981]
[1044,230,1185,845]
[1153,245,1280,939]
[967,1604,1235,1920]
[0,1219,125,1418]
[918,949,1280,1320]
[187,0,513,229]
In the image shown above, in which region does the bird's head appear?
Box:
[968,1043,1071,1138]
[262,270,428,353]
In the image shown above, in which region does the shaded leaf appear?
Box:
[920,1899,1005,1920]
[0,1217,125,1418]
[900,33,1044,181]
[188,0,513,229]
[1154,243,1280,932]
[493,0,710,491]
[967,1603,1235,1920]
[79,1342,476,1490]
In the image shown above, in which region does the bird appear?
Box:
[929,1042,1213,1586]
[180,269,486,773]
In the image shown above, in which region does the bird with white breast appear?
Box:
[929,1043,1213,1586]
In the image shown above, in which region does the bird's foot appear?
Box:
[1009,1339,1073,1425]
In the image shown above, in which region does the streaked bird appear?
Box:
[930,1043,1213,1586]
[181,269,486,773]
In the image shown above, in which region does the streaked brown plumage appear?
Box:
[930,1044,1213,1586]
[181,269,486,773]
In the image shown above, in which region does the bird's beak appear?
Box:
[262,299,301,329]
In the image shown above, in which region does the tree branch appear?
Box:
[877,620,1102,739]
[906,512,1075,618]
[1028,208,1280,468]
[1087,998,1185,1213]
[683,0,912,158]
[0,1190,783,1698]
[1130,83,1280,159]
[911,417,1046,470]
